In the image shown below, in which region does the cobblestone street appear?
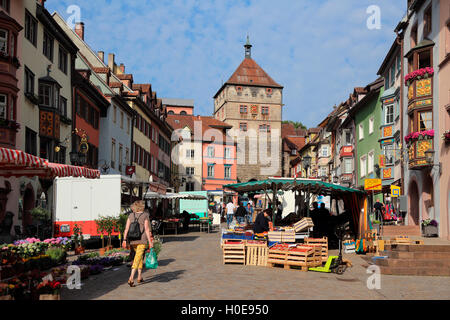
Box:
[60,226,450,300]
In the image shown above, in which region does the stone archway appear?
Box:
[23,186,35,228]
[408,179,420,226]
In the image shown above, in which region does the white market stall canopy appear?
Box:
[143,191,207,200]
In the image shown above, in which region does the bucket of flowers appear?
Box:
[422,219,438,237]
[37,280,61,300]
[442,130,450,142]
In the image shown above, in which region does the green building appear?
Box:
[349,78,384,194]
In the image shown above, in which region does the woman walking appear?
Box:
[122,200,153,287]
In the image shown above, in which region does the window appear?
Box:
[60,96,67,118]
[343,158,353,174]
[368,151,374,174]
[418,50,431,69]
[113,106,117,123]
[411,24,418,48]
[0,29,7,54]
[385,104,394,124]
[0,0,9,12]
[25,127,37,156]
[120,111,124,129]
[359,124,364,140]
[418,111,432,131]
[240,105,248,114]
[259,124,271,132]
[207,146,214,158]
[360,155,367,178]
[369,117,374,134]
[207,165,215,178]
[25,11,37,46]
[383,144,395,165]
[185,181,195,191]
[319,166,327,177]
[261,106,269,115]
[345,130,352,145]
[397,52,401,74]
[385,70,390,89]
[58,146,66,165]
[423,5,432,37]
[39,83,52,107]
[225,166,231,179]
[186,149,194,159]
[127,117,130,134]
[119,145,123,172]
[0,94,7,119]
[180,111,187,115]
[25,67,35,95]
[43,31,54,61]
[224,147,231,159]
[321,146,329,157]
[390,65,395,86]
[239,123,248,132]
[125,148,129,167]
[186,167,195,175]
[58,46,68,74]
[291,149,297,156]
[111,140,116,169]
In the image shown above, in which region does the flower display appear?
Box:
[89,264,104,275]
[405,67,434,86]
[442,130,450,141]
[422,219,438,227]
[36,280,61,295]
[404,130,434,144]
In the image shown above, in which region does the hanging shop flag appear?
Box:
[391,185,401,198]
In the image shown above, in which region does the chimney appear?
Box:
[39,0,46,7]
[119,63,125,74]
[108,53,115,71]
[97,51,104,63]
[75,22,85,40]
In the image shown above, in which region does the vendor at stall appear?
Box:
[253,209,272,234]
[182,210,190,232]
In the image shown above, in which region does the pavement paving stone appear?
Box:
[61,225,450,300]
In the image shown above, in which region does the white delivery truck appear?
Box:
[53,175,122,240]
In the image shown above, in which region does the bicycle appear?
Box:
[151,219,163,244]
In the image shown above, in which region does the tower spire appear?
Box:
[244,34,252,59]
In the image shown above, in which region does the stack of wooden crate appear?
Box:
[281,228,296,243]
[304,237,328,262]
[245,241,268,266]
[268,231,283,243]
[267,244,321,272]
[222,240,246,265]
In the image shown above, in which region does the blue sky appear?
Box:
[46,0,406,128]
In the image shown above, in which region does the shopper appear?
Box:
[246,202,254,224]
[235,202,247,225]
[374,199,384,222]
[182,210,190,232]
[253,209,272,234]
[122,200,153,287]
[226,200,236,228]
[310,202,321,237]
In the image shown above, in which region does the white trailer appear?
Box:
[53,175,122,239]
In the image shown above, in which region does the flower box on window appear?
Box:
[405,67,434,86]
[404,129,434,145]
[442,130,450,142]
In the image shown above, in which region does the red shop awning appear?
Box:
[0,147,100,179]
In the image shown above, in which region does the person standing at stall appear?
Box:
[226,200,236,228]
[122,200,153,287]
[235,202,247,225]
[246,202,254,224]
[253,209,272,234]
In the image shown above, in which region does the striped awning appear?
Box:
[0,147,100,179]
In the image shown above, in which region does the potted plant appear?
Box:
[37,280,61,300]
[96,216,118,253]
[117,213,128,244]
[95,218,106,255]
[422,219,438,237]
[73,224,85,255]
[442,130,450,142]
[45,247,67,266]
[30,207,50,225]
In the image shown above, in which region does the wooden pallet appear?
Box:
[281,229,296,243]
[391,236,411,245]
[222,243,246,264]
[267,263,309,272]
[246,244,268,266]
[267,246,320,272]
[304,237,328,262]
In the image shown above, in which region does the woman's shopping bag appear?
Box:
[145,248,158,269]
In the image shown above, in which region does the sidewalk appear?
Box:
[60,226,450,300]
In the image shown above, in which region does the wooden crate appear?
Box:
[246,243,268,266]
[293,217,314,233]
[391,236,411,245]
[300,245,322,266]
[268,231,283,243]
[267,246,319,272]
[304,237,328,262]
[222,242,246,264]
[282,230,296,243]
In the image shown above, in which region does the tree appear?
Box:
[282,120,307,130]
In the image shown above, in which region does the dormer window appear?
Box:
[39,79,61,109]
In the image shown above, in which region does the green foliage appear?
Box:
[116,213,128,241]
[282,120,307,130]
[30,207,50,221]
[73,224,83,248]
[95,215,119,247]
[153,240,162,257]
[45,247,67,264]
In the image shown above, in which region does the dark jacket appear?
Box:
[253,212,270,234]
[235,205,247,217]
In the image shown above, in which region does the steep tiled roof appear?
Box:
[285,136,306,150]
[225,58,283,88]
[167,115,233,142]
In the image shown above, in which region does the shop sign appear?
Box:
[126,165,136,176]
[364,179,382,191]
[391,185,401,197]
